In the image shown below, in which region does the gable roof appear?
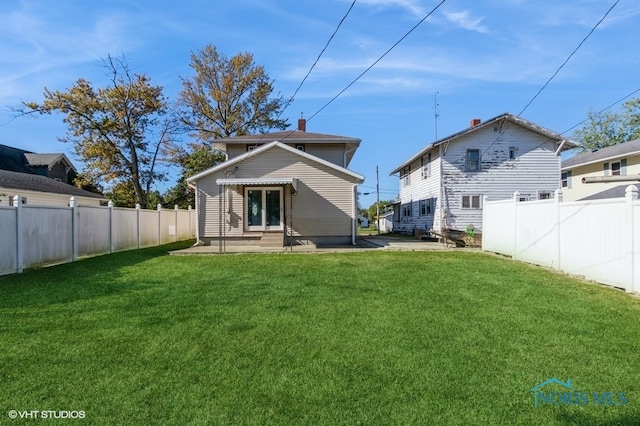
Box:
[0,143,77,173]
[213,129,361,166]
[24,153,76,171]
[0,169,105,199]
[187,141,364,184]
[561,138,640,171]
[578,184,638,201]
[390,113,577,175]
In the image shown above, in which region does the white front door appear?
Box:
[245,187,283,231]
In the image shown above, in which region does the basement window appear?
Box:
[462,195,481,209]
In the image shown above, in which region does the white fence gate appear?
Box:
[482,186,639,293]
[0,196,196,276]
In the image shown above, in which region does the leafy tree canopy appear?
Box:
[19,55,172,208]
[573,98,640,152]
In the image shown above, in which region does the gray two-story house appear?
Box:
[187,119,364,248]
[390,113,576,236]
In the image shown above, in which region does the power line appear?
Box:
[560,86,640,136]
[307,0,448,122]
[281,0,357,117]
[517,0,620,118]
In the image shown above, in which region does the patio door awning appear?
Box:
[215,177,298,193]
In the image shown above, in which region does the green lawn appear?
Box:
[1,241,639,425]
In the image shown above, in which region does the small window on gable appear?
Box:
[465,149,480,172]
[296,145,305,152]
[509,147,517,160]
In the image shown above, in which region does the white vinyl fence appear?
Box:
[0,196,195,276]
[482,186,639,293]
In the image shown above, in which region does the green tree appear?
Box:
[177,44,289,141]
[573,98,640,151]
[165,44,289,207]
[19,55,171,208]
[368,200,396,224]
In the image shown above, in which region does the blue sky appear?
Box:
[1,0,639,207]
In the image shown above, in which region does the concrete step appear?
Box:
[259,232,284,247]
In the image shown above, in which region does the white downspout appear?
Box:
[188,181,203,246]
[352,184,357,245]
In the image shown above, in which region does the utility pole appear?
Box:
[376,165,380,235]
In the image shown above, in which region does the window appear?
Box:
[509,147,517,160]
[465,149,480,172]
[561,171,571,189]
[461,195,481,209]
[421,153,431,179]
[419,199,432,216]
[400,166,411,187]
[538,191,551,200]
[296,145,305,152]
[246,144,262,151]
[611,161,621,176]
[402,203,412,217]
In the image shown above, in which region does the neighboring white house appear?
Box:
[0,170,106,206]
[389,113,576,235]
[378,210,394,233]
[560,138,640,201]
[187,119,364,247]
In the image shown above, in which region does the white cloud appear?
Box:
[442,10,489,34]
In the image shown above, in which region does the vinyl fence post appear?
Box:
[481,195,488,251]
[157,203,162,246]
[135,204,141,249]
[554,189,563,270]
[512,191,520,259]
[174,205,179,242]
[108,200,114,254]
[13,195,23,274]
[626,185,638,293]
[70,197,78,262]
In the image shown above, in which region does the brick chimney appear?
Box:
[470,118,481,127]
[298,118,306,132]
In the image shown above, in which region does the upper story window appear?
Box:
[421,153,431,179]
[509,147,517,160]
[604,159,627,176]
[465,149,480,172]
[295,144,305,152]
[400,166,411,187]
[561,171,571,189]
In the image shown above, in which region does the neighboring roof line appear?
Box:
[390,113,576,175]
[187,141,364,183]
[0,169,105,199]
[561,138,640,170]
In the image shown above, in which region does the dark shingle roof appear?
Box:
[0,169,105,199]
[579,184,639,201]
[0,143,33,173]
[562,139,640,170]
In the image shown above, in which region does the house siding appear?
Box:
[195,146,358,244]
[395,123,561,234]
[224,143,346,167]
[441,125,559,232]
[562,153,640,201]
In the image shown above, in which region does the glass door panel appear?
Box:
[247,190,263,228]
[265,190,281,229]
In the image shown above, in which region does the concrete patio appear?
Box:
[169,234,456,255]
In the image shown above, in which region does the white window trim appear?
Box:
[461,195,482,209]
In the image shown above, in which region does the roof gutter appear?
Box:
[582,174,640,184]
